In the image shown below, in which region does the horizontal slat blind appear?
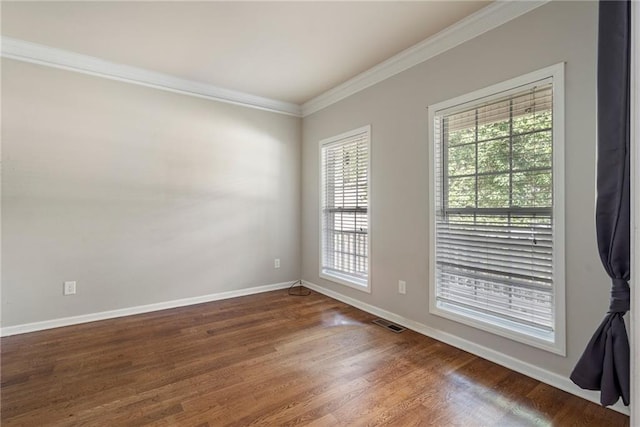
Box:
[321,129,369,284]
[434,82,555,333]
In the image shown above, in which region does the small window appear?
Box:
[428,64,565,355]
[320,126,371,292]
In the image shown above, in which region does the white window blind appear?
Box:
[320,126,370,289]
[430,68,565,352]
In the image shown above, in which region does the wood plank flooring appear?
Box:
[0,289,629,426]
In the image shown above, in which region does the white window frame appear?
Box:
[428,63,566,355]
[319,125,371,293]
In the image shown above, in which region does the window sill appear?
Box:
[320,270,370,293]
[430,300,565,356]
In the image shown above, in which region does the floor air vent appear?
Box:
[372,318,406,333]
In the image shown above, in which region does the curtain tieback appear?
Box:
[608,278,630,313]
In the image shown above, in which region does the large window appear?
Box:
[428,64,565,354]
[320,126,371,292]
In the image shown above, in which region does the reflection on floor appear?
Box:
[0,289,629,426]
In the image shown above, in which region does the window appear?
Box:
[428,64,565,354]
[320,126,371,292]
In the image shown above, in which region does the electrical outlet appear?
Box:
[274,258,280,269]
[63,281,77,296]
[398,280,406,295]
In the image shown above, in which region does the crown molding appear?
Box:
[1,1,548,119]
[1,37,302,117]
[301,0,550,117]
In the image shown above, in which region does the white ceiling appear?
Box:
[1,1,490,105]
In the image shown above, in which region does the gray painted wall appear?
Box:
[2,59,301,326]
[302,1,606,377]
[1,0,611,384]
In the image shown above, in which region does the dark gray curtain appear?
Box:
[569,0,631,407]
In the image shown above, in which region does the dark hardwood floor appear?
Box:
[0,289,629,426]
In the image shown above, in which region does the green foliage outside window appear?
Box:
[444,104,552,212]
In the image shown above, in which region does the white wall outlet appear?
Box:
[63,281,77,295]
[398,280,406,295]
[274,258,280,269]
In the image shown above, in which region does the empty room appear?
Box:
[1,1,638,425]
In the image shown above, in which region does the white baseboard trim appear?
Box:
[0,281,293,337]
[302,280,630,416]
